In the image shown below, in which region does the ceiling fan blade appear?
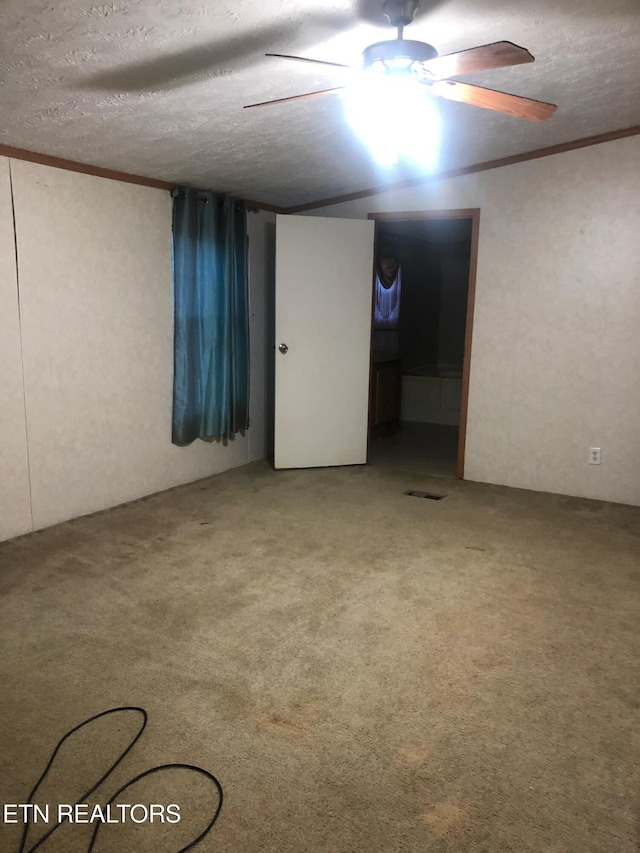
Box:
[244,86,346,109]
[431,80,557,121]
[266,53,351,69]
[422,41,534,80]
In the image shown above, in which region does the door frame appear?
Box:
[367,208,480,479]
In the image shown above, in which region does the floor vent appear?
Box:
[404,490,446,500]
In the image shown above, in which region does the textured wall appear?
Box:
[0,160,266,540]
[0,158,32,540]
[307,135,640,506]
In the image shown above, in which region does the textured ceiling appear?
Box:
[1,0,639,207]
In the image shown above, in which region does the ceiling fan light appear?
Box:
[384,57,415,71]
[345,73,440,169]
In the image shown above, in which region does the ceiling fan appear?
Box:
[243,0,557,121]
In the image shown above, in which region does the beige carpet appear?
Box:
[0,461,639,852]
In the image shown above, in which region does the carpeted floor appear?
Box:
[1,461,639,853]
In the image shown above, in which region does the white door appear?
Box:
[274,214,375,469]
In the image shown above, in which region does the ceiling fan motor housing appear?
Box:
[362,39,438,71]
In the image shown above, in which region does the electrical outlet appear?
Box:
[589,447,601,465]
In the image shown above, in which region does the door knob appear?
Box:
[279,343,289,354]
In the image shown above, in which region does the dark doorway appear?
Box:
[367,209,479,479]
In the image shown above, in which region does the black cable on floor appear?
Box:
[16,706,223,853]
[88,763,223,853]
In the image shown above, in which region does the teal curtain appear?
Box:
[172,188,249,446]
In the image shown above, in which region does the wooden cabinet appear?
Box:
[369,358,401,437]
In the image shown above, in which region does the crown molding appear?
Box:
[282,125,640,214]
[0,144,176,191]
[3,124,638,213]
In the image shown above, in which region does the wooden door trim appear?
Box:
[367,208,480,479]
[365,221,379,465]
